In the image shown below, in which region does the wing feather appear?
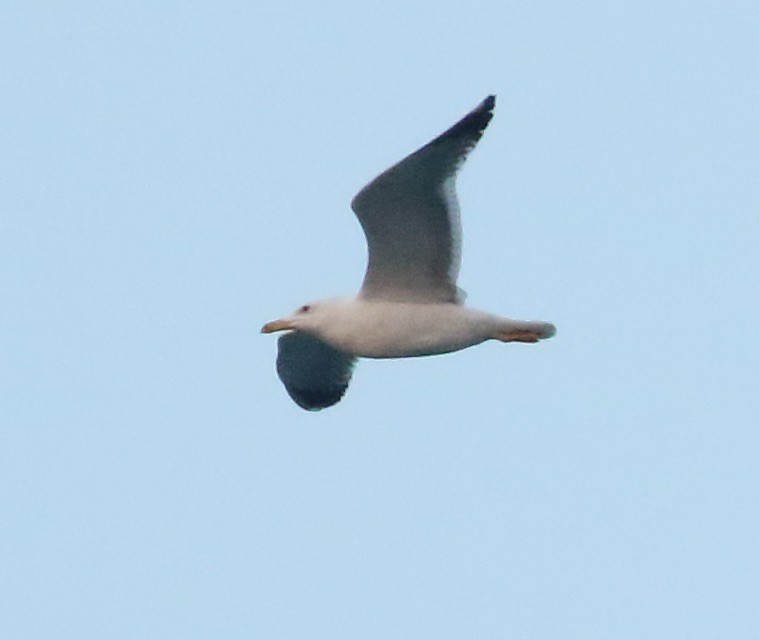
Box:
[351,95,495,303]
[276,332,357,411]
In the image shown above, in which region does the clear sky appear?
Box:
[2,2,758,638]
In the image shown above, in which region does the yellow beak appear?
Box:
[260,318,295,334]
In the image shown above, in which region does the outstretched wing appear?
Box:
[275,331,357,411]
[351,95,496,303]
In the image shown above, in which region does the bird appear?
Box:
[262,95,555,411]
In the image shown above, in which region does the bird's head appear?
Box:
[261,301,323,335]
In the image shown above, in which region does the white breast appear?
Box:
[318,300,498,359]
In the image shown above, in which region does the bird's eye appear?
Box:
[299,305,311,313]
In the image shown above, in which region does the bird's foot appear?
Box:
[495,322,556,343]
[496,330,541,343]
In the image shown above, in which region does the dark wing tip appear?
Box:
[350,93,497,231]
[431,94,496,148]
[283,385,350,411]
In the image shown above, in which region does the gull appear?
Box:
[262,95,555,410]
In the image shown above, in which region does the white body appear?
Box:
[305,298,552,359]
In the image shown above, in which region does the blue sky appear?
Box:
[2,2,758,638]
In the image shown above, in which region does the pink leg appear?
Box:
[495,330,541,343]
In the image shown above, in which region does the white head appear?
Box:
[261,299,345,336]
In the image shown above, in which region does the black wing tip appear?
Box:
[433,94,497,148]
[287,386,348,411]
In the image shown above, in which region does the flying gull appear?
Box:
[262,95,555,410]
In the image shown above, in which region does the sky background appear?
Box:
[2,1,758,638]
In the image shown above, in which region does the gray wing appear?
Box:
[275,331,357,411]
[351,95,495,303]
